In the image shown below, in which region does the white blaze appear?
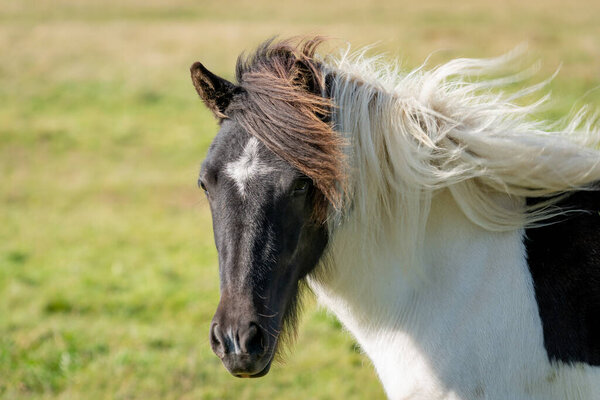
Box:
[225,137,273,196]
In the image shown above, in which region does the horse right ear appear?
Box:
[190,62,237,119]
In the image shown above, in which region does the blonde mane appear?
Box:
[321,45,600,270]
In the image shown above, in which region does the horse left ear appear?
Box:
[190,62,237,119]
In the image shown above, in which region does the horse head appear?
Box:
[191,39,343,378]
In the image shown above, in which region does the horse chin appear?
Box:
[239,360,272,378]
[230,357,273,379]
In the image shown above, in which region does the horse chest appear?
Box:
[311,207,600,399]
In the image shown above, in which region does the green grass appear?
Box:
[1,1,599,398]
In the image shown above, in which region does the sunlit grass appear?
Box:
[1,1,599,398]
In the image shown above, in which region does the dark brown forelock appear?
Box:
[229,37,347,222]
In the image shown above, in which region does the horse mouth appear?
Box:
[233,360,272,378]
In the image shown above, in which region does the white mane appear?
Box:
[320,47,600,272]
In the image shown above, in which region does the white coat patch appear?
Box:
[225,137,273,196]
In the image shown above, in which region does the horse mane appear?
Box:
[231,37,600,271]
[230,37,347,222]
[324,43,600,271]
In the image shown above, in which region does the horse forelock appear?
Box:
[229,37,347,222]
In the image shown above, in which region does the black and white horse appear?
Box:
[191,38,600,399]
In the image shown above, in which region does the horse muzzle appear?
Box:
[209,316,275,378]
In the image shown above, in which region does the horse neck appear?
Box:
[309,189,548,398]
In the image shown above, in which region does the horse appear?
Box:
[190,37,600,399]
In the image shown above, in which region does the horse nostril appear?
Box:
[210,323,226,358]
[240,322,267,356]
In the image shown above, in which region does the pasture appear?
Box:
[1,1,599,399]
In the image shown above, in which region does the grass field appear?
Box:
[1,1,599,399]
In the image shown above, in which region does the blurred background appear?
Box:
[1,0,599,399]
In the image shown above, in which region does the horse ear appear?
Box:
[190,62,237,119]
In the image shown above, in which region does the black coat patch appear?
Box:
[525,188,600,366]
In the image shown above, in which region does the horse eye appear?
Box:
[292,179,310,195]
[198,179,208,194]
